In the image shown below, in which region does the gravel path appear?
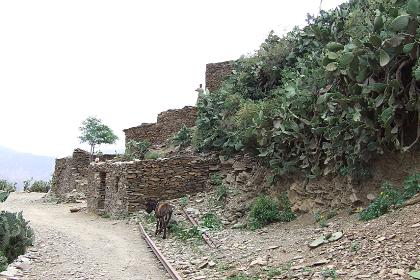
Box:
[1,192,168,280]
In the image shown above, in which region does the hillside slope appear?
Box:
[0,146,55,189]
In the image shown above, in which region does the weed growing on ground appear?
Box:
[248,193,295,230]
[215,183,229,202]
[360,173,420,221]
[266,267,283,278]
[201,213,222,230]
[179,196,189,207]
[321,268,337,279]
[144,151,161,160]
[350,241,361,252]
[227,273,258,280]
[210,174,224,186]
[169,221,201,240]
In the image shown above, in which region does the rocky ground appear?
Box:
[1,192,168,280]
[136,190,420,280]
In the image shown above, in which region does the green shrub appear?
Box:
[124,139,151,160]
[249,195,280,230]
[144,151,161,160]
[210,174,223,186]
[169,221,201,240]
[201,213,222,230]
[277,192,296,222]
[215,183,229,202]
[249,193,295,230]
[0,180,16,193]
[0,211,34,264]
[0,192,9,203]
[321,268,337,279]
[28,180,51,193]
[402,173,420,200]
[360,173,420,221]
[172,125,193,148]
[227,273,258,280]
[179,196,189,207]
[360,182,405,221]
[195,0,420,179]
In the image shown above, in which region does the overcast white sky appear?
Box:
[0,0,346,158]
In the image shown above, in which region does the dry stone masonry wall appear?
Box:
[205,61,234,92]
[87,156,218,215]
[123,106,197,146]
[51,149,91,199]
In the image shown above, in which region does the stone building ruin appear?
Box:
[51,61,232,215]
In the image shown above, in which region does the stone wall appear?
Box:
[123,106,197,146]
[51,148,116,199]
[205,61,234,92]
[51,149,90,198]
[87,156,218,215]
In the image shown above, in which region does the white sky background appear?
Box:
[0,0,346,158]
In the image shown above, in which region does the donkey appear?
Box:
[145,199,173,239]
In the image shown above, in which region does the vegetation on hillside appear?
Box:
[0,179,16,193]
[0,186,34,271]
[195,0,420,179]
[360,172,420,220]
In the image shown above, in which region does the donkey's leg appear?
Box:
[155,219,159,235]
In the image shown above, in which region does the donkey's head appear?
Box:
[145,199,158,214]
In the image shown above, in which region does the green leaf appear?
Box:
[374,16,384,32]
[340,52,354,66]
[403,42,415,53]
[375,95,385,107]
[379,49,390,67]
[327,52,339,60]
[380,107,394,125]
[353,111,361,122]
[391,15,410,32]
[325,62,338,72]
[407,0,420,15]
[326,42,344,52]
[414,67,420,80]
[369,35,382,48]
[410,271,420,279]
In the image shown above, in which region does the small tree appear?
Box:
[79,117,118,156]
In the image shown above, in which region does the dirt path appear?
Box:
[1,192,168,280]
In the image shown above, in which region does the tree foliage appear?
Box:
[195,0,420,178]
[79,117,118,155]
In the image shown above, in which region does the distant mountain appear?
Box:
[0,146,55,191]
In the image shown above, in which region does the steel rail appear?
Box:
[138,223,183,280]
[182,209,218,248]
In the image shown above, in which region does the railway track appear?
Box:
[182,208,218,249]
[138,223,183,280]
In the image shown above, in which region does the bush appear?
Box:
[169,221,201,240]
[144,151,161,160]
[214,184,229,202]
[195,0,420,179]
[28,180,50,193]
[360,173,420,221]
[210,174,223,186]
[0,180,16,193]
[201,213,222,230]
[124,139,151,160]
[172,125,193,148]
[402,173,420,200]
[248,194,295,230]
[0,211,34,265]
